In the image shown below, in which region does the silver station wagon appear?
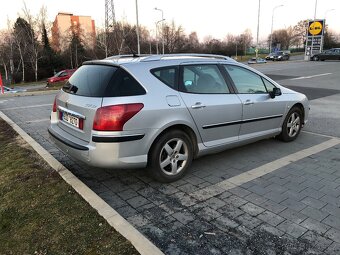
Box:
[49,54,309,182]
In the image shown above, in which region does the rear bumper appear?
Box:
[48,124,149,169]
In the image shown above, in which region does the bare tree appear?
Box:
[163,21,185,53]
[239,29,253,55]
[270,29,293,50]
[0,31,10,80]
[13,18,30,82]
[22,2,43,81]
[292,20,308,48]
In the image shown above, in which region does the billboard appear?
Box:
[305,19,325,59]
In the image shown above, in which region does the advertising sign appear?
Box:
[308,20,325,36]
[305,19,325,59]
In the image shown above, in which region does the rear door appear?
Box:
[56,65,118,142]
[323,50,333,60]
[179,64,243,147]
[331,49,340,60]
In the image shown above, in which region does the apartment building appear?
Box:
[51,12,96,51]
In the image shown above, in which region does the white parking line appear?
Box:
[290,73,332,80]
[191,137,340,201]
[26,118,50,123]
[1,103,52,111]
[302,130,339,139]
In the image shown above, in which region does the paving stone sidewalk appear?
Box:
[2,102,340,254]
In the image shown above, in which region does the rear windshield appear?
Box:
[63,65,117,97]
[62,65,146,97]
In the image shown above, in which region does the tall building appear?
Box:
[51,12,96,51]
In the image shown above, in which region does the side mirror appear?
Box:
[269,87,282,99]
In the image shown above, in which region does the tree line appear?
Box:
[0,5,339,84]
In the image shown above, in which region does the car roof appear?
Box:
[83,54,237,67]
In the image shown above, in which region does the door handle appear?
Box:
[243,100,254,105]
[191,102,206,109]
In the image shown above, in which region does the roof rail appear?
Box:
[105,54,151,60]
[141,53,231,62]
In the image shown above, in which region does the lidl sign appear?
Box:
[308,20,325,36]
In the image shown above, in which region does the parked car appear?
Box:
[266,51,290,61]
[49,54,309,182]
[248,57,267,64]
[311,48,340,61]
[265,53,275,60]
[46,69,76,86]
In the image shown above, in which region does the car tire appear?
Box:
[148,130,193,183]
[313,56,319,61]
[277,107,303,142]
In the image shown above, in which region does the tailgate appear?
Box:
[55,64,118,142]
[56,92,102,142]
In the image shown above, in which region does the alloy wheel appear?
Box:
[159,138,189,176]
[287,112,301,138]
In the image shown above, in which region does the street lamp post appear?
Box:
[324,8,335,19]
[154,7,165,54]
[269,5,284,54]
[135,0,140,54]
[310,0,318,58]
[155,19,165,54]
[235,43,238,60]
[322,9,335,52]
[256,0,261,58]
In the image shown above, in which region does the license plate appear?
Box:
[62,112,79,128]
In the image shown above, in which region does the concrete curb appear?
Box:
[0,90,58,98]
[0,111,164,255]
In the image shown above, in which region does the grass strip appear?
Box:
[0,119,139,255]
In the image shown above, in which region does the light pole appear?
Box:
[154,7,165,54]
[269,5,284,53]
[135,0,140,54]
[324,8,335,19]
[310,0,318,58]
[256,0,261,58]
[235,43,238,60]
[155,19,165,54]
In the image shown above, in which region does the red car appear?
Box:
[47,69,76,86]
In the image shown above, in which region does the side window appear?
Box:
[224,65,267,94]
[180,65,229,94]
[262,78,276,93]
[106,68,146,97]
[151,66,178,89]
[59,72,68,77]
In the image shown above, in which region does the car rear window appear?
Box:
[63,65,117,97]
[62,65,145,97]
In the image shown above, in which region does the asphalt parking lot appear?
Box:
[1,60,340,254]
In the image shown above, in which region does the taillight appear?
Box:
[52,96,57,112]
[93,103,144,131]
[79,118,84,130]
